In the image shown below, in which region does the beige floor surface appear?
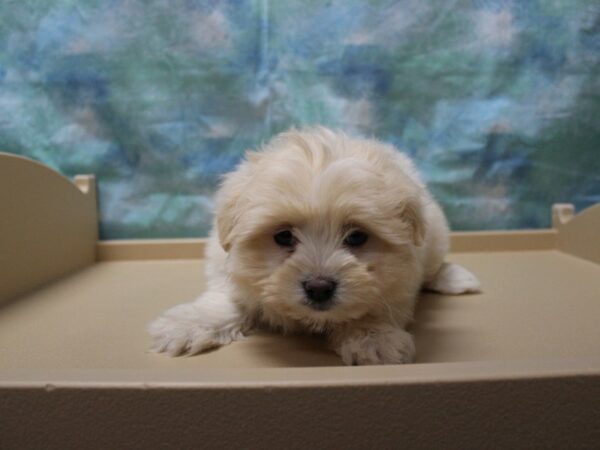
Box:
[1,250,599,371]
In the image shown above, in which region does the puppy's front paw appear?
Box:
[148,302,243,357]
[426,262,481,295]
[334,325,415,366]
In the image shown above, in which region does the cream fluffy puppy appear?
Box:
[148,127,480,365]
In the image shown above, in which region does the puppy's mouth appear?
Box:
[303,297,336,312]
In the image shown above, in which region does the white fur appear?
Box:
[148,127,481,364]
[424,262,482,295]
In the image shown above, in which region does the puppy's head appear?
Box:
[216,129,425,329]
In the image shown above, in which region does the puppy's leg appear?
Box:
[330,322,415,365]
[148,290,247,357]
[425,262,481,295]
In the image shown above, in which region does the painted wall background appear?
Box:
[1,0,599,238]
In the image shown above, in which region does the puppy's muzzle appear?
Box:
[302,276,337,309]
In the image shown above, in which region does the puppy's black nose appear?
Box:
[302,277,337,304]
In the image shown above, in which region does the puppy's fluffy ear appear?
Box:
[216,193,237,252]
[399,197,426,246]
[215,175,245,252]
[216,150,261,251]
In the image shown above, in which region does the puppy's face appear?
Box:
[217,136,424,329]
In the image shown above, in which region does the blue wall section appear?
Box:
[1,0,599,238]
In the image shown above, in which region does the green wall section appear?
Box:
[1,0,599,238]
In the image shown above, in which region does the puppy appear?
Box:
[148,127,480,365]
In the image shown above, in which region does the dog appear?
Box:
[148,127,480,365]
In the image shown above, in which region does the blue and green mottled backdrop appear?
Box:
[1,0,599,238]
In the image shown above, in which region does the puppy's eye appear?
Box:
[344,230,368,247]
[274,230,296,247]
